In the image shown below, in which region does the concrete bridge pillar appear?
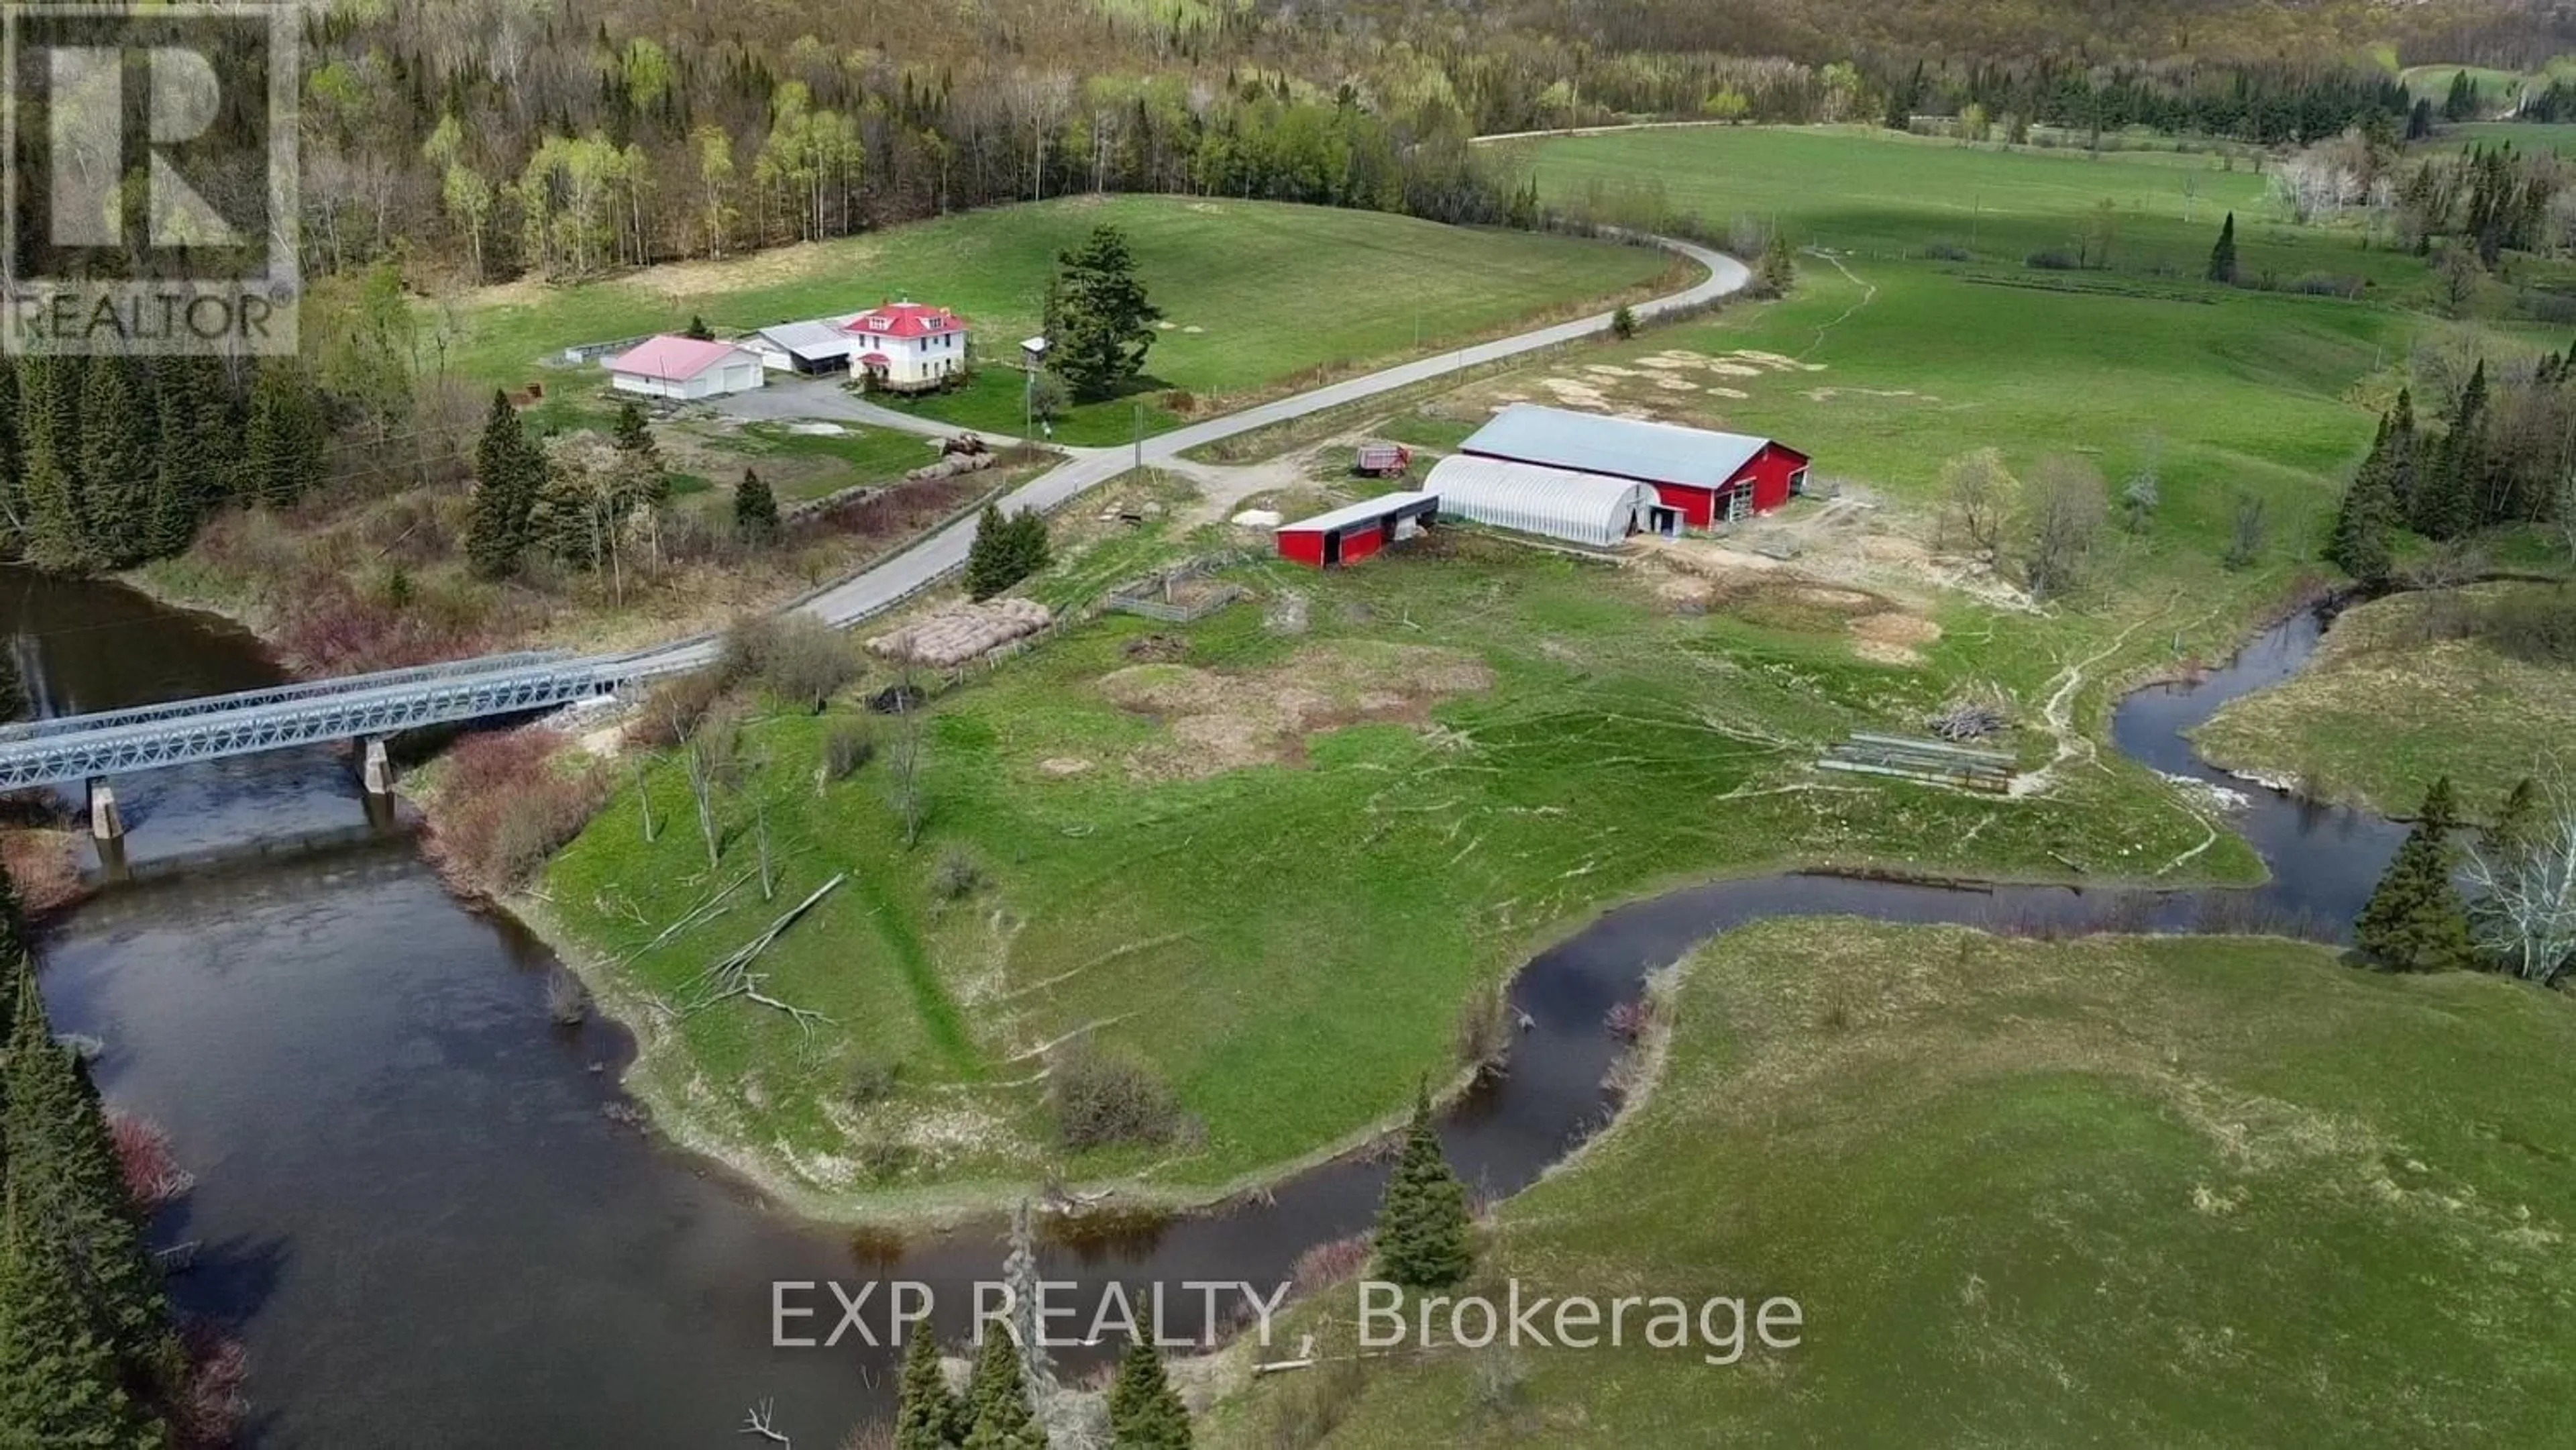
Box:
[86,778,123,843]
[361,737,397,797]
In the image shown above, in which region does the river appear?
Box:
[18,568,2400,1447]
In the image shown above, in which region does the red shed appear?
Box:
[1458,404,1810,533]
[1275,490,1438,568]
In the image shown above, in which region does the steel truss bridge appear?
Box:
[1,646,710,792]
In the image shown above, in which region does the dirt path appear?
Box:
[2009,600,2172,798]
[1798,249,1878,362]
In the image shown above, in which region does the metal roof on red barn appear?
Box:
[1461,403,1792,492]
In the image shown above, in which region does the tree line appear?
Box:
[2354,772,2576,988]
[2328,346,2576,586]
[0,864,217,1445]
[0,356,330,574]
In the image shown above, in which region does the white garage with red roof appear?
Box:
[603,335,768,401]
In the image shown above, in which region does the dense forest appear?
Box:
[266,0,2576,291]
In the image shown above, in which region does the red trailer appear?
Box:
[1354,442,1413,478]
[1275,490,1439,568]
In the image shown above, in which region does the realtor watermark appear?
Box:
[2,1,299,355]
[772,1279,1804,1367]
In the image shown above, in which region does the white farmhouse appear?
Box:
[844,301,968,393]
[603,335,767,401]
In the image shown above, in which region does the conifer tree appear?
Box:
[2385,387,2422,523]
[2492,776,2541,855]
[894,1327,969,1450]
[2356,776,2477,972]
[1044,224,1161,401]
[0,359,19,544]
[466,391,538,578]
[78,360,152,567]
[146,371,206,560]
[243,361,325,509]
[2206,212,2239,284]
[964,505,1015,601]
[963,1327,1044,1450]
[0,648,25,729]
[0,1186,158,1449]
[733,468,779,542]
[1006,510,1050,585]
[1106,1314,1192,1449]
[1759,229,1796,294]
[2327,413,2399,585]
[19,356,95,572]
[612,398,656,457]
[3,971,181,1392]
[2419,360,2489,539]
[1371,1082,1473,1291]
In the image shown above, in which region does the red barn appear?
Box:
[1459,403,1810,533]
[1275,490,1438,568]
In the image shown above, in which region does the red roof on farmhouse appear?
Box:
[843,302,965,339]
[605,335,745,381]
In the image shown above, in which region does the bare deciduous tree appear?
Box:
[686,709,740,870]
[894,668,927,850]
[2021,455,2107,600]
[2467,767,2576,985]
[1939,447,2017,560]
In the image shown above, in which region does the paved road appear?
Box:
[759,234,1748,632]
[718,382,1043,449]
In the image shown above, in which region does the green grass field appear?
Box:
[449,196,1677,424]
[1507,125,2426,295]
[2192,583,2576,815]
[546,523,2269,1216]
[544,126,2566,1219]
[1208,921,2576,1446]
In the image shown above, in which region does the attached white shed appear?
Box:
[1424,454,1654,548]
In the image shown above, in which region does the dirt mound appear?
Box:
[1099,641,1493,780]
[1851,612,1943,646]
[1853,639,1926,667]
[1790,586,1880,612]
[1122,633,1188,662]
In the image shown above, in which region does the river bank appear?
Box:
[19,552,2455,1447]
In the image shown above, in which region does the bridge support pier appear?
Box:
[361,738,396,797]
[86,778,123,843]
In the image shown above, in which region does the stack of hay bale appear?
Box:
[867,598,1054,667]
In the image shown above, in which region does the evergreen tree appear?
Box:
[2444,70,2481,123]
[2206,212,2239,284]
[682,315,714,342]
[2491,776,2541,855]
[2420,361,2488,539]
[2355,777,2477,972]
[733,467,779,542]
[894,1328,969,1450]
[19,356,96,572]
[0,649,25,729]
[2326,413,2399,585]
[1609,304,1638,341]
[0,851,30,974]
[146,370,206,560]
[2385,387,2422,525]
[1044,225,1161,401]
[242,361,326,509]
[1006,510,1050,586]
[0,1187,158,1449]
[79,360,154,568]
[465,391,538,578]
[0,360,19,547]
[3,971,182,1394]
[612,399,656,457]
[962,1328,1044,1450]
[1371,1082,1473,1291]
[964,505,1016,601]
[1106,1316,1191,1449]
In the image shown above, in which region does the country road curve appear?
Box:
[763,232,1748,633]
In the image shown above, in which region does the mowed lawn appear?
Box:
[1210,921,2576,1447]
[447,195,1676,399]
